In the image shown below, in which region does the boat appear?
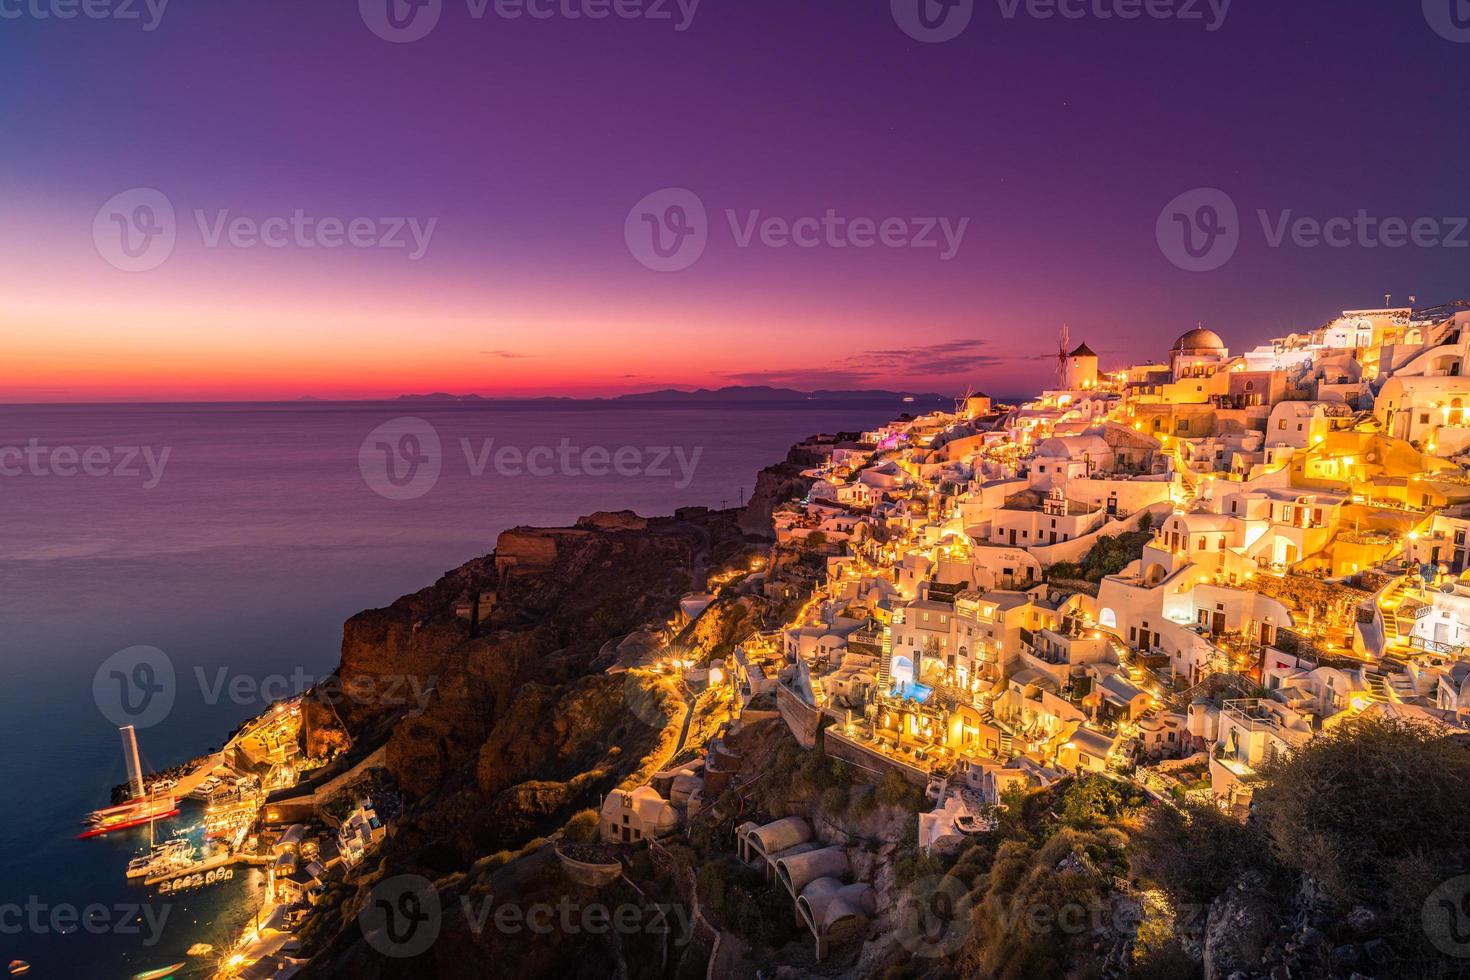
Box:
[80,794,180,840]
[132,964,185,980]
[80,726,180,840]
[8,961,30,976]
[126,838,195,878]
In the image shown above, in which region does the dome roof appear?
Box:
[1174,327,1225,351]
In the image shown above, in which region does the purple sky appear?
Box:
[4,0,1469,400]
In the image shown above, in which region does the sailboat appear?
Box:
[79,726,179,840]
[125,816,195,879]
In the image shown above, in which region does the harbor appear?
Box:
[62,691,402,978]
[144,851,272,889]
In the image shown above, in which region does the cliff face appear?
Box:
[298,507,749,977]
[740,457,815,537]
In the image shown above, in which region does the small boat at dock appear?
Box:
[126,837,195,879]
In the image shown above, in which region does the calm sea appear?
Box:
[0,399,906,977]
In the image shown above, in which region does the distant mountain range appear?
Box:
[397,385,956,405]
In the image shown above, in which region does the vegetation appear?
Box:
[1133,718,1470,977]
[952,774,1158,980]
[695,856,798,948]
[561,807,600,844]
[1046,512,1154,584]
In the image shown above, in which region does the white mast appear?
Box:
[121,725,146,800]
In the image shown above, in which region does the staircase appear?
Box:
[1375,576,1423,660]
[1362,670,1395,703]
[1363,658,1414,704]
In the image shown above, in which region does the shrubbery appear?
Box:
[1047,512,1155,583]
[1134,718,1470,976]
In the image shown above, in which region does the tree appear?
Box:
[1253,718,1470,909]
[1132,798,1268,908]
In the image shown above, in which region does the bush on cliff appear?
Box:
[1134,718,1470,977]
[1131,797,1267,910]
[956,779,1147,980]
[562,808,600,844]
[696,857,797,948]
[1254,717,1470,909]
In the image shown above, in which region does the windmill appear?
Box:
[1056,323,1070,386]
[955,383,974,418]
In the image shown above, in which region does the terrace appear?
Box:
[1221,698,1281,733]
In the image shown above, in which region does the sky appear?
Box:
[2,0,1469,402]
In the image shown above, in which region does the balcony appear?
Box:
[1221,698,1281,732]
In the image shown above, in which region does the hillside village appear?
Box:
[215,304,1470,980]
[597,303,1470,970]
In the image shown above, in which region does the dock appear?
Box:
[144,851,271,886]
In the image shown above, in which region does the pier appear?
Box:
[143,851,271,887]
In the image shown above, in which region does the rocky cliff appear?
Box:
[297,505,752,977]
[738,438,836,537]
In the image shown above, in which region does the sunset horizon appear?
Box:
[8,2,1470,977]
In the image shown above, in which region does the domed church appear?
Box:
[1170,326,1229,381]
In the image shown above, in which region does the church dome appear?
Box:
[1173,327,1225,352]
